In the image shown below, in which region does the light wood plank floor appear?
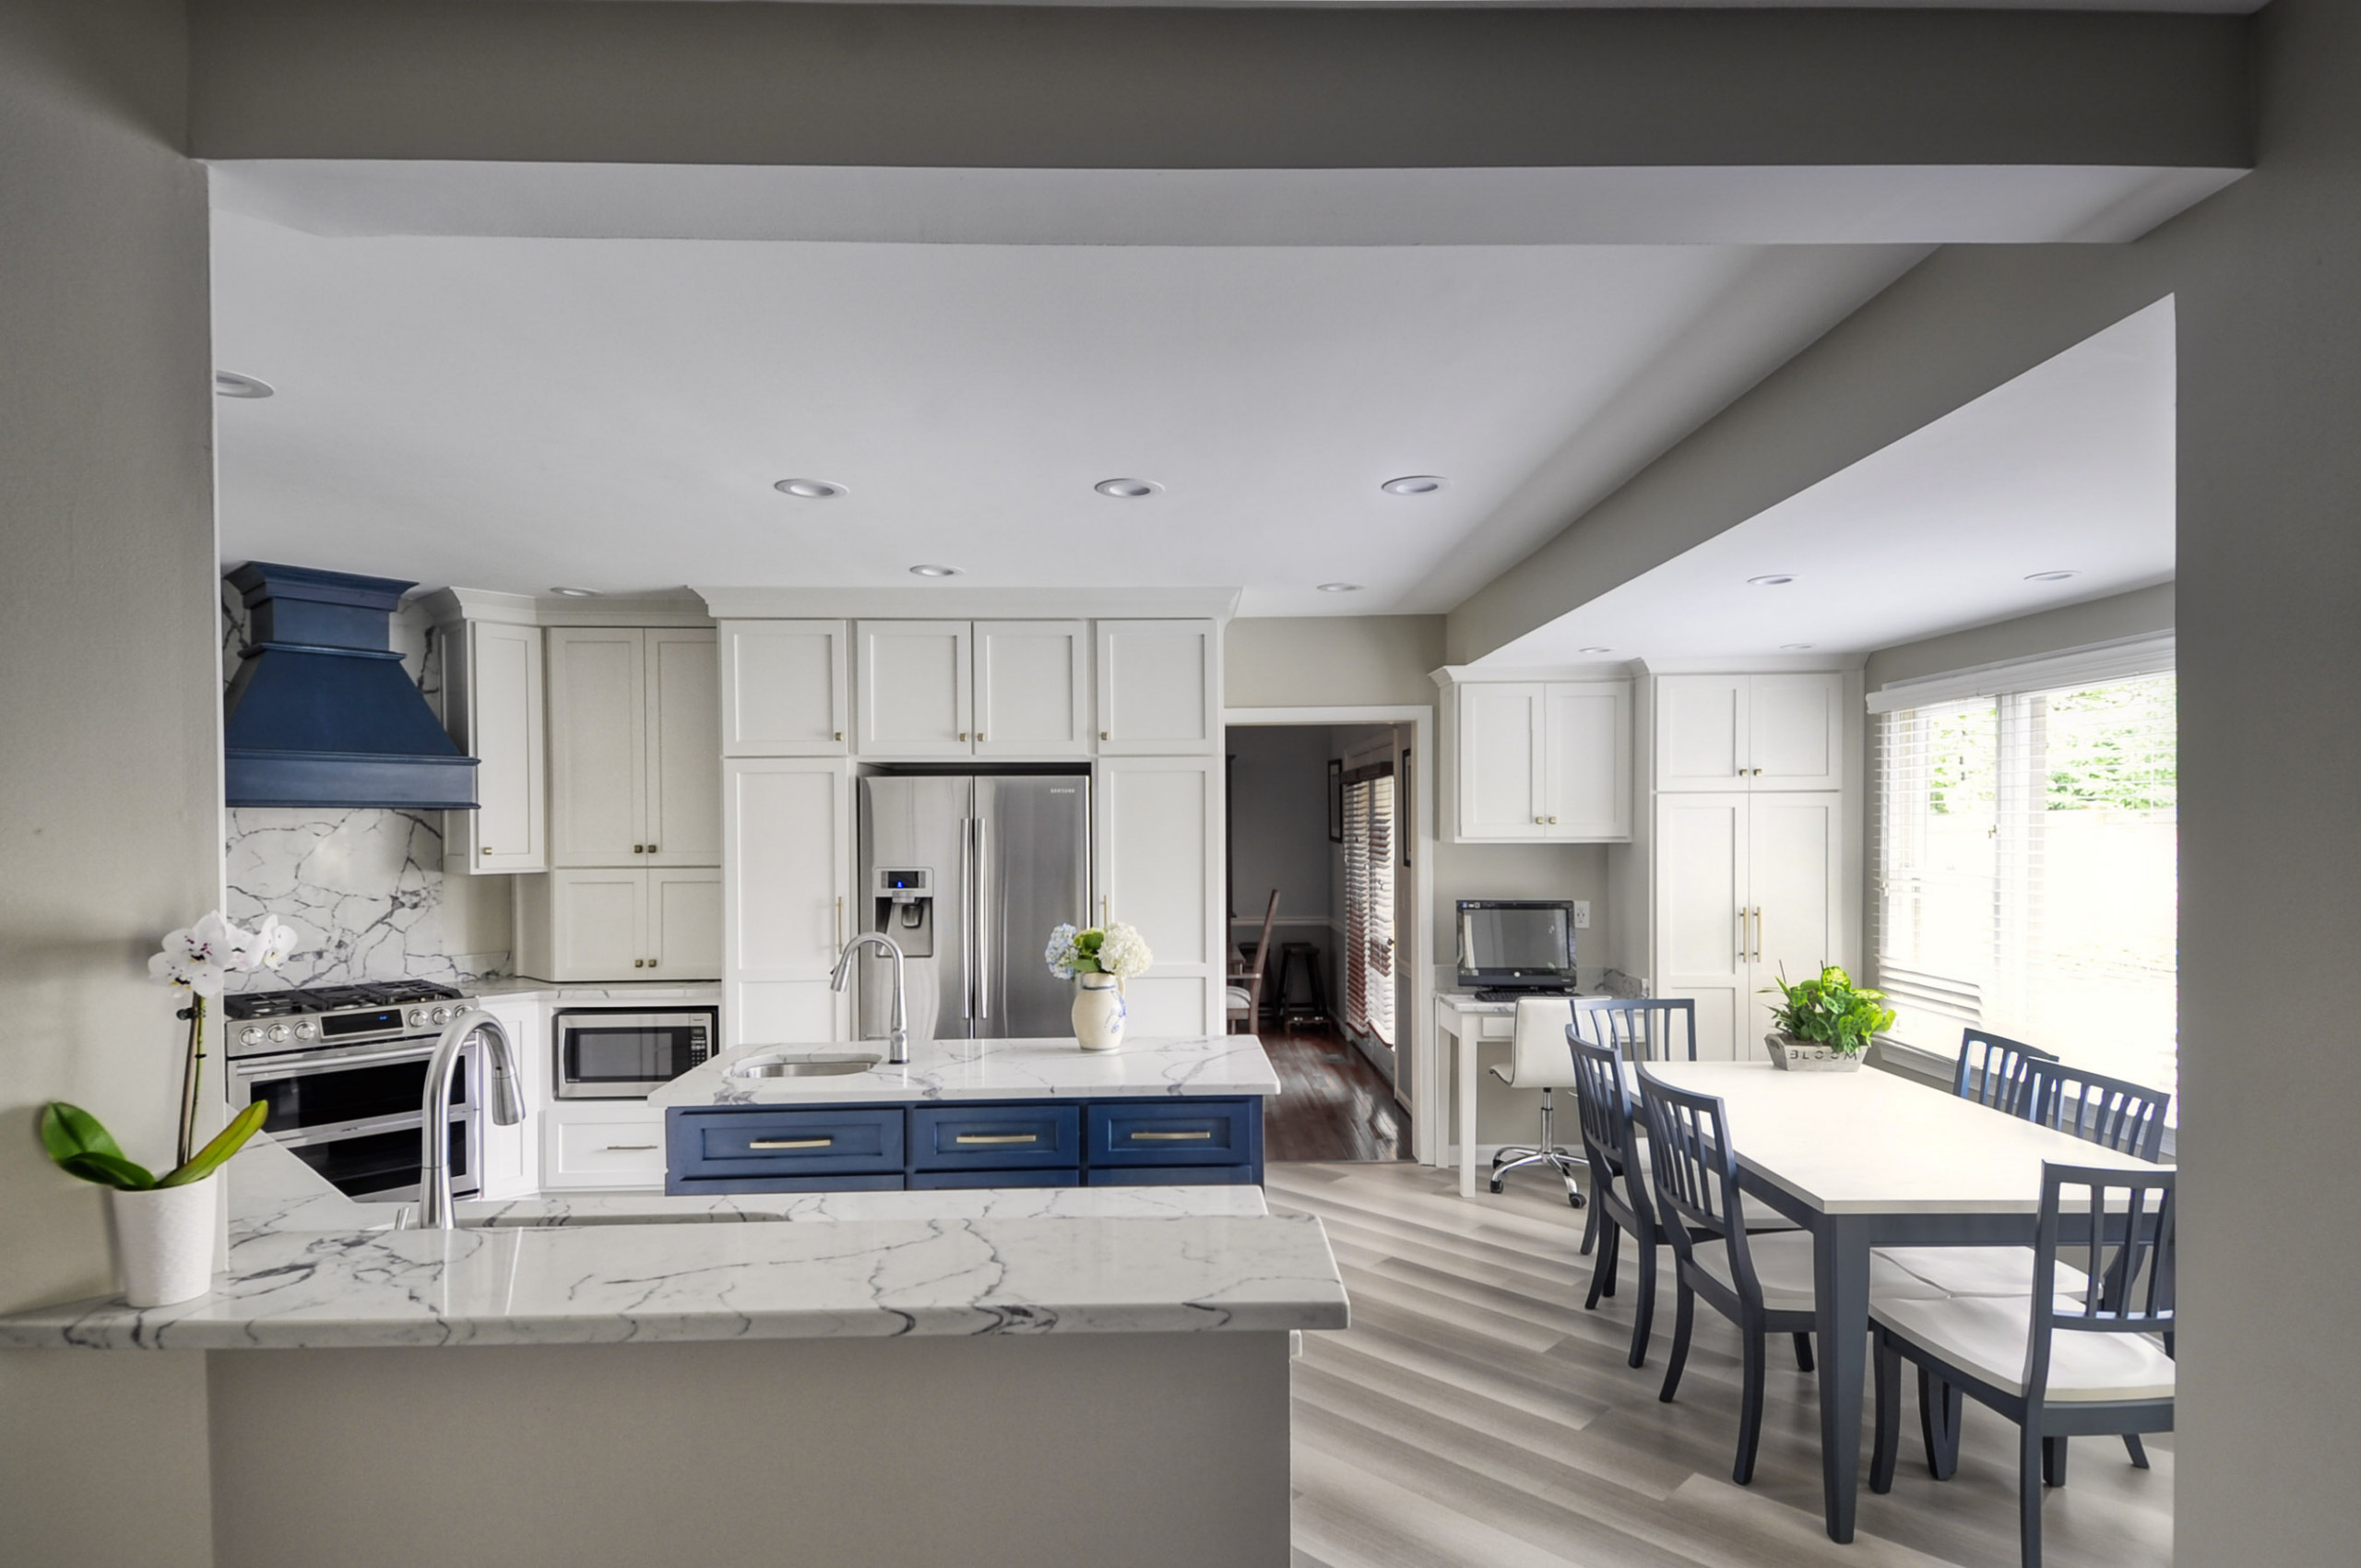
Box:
[1269,1162,2172,1568]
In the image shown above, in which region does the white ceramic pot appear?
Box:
[1765,1033,1865,1073]
[1073,973,1128,1051]
[109,1173,219,1308]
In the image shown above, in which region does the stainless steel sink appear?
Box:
[730,1052,882,1078]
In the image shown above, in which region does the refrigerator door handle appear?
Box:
[974,815,991,1021]
[960,816,975,1021]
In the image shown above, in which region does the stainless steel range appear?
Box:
[224,980,488,1201]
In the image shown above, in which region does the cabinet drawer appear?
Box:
[668,1106,904,1178]
[910,1168,1081,1191]
[1086,1100,1259,1168]
[552,1115,669,1182]
[1086,1164,1257,1187]
[911,1104,1079,1171]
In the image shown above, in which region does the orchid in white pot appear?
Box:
[148,910,297,1165]
[1046,921,1154,1051]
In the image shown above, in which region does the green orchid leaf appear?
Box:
[40,1102,128,1168]
[159,1100,269,1188]
[58,1150,159,1191]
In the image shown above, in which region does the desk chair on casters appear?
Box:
[1485,996,1586,1209]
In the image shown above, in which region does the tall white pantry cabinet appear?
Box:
[1614,670,1862,1062]
[712,605,1227,1049]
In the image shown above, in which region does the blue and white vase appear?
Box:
[1073,972,1127,1051]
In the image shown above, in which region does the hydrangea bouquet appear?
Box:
[1044,921,1155,984]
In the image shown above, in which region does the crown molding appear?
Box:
[694,586,1241,622]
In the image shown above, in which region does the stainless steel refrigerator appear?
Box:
[856,772,1092,1043]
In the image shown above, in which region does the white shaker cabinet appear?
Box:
[1095,619,1218,754]
[442,618,546,873]
[975,620,1089,756]
[722,758,851,1048]
[542,1103,668,1191]
[718,619,847,756]
[1096,755,1220,1035]
[1444,677,1631,843]
[548,627,720,866]
[853,619,1088,760]
[856,621,973,758]
[1655,672,1845,792]
[470,993,543,1200]
[514,867,722,982]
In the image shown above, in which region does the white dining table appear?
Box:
[1634,1062,2159,1544]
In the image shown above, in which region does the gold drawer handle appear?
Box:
[1131,1129,1214,1142]
[603,1144,658,1152]
[955,1133,1038,1146]
[749,1136,834,1150]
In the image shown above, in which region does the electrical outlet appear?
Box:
[1573,901,1592,930]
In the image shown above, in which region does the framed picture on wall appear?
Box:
[1327,757,1344,843]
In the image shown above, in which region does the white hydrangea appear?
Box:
[1096,921,1154,980]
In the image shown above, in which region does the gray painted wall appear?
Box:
[0,1,219,1558]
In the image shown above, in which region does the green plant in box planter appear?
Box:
[1761,965,1895,1073]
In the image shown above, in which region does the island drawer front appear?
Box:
[553,1117,670,1182]
[669,1171,905,1196]
[669,1107,906,1178]
[910,1105,1081,1171]
[910,1167,1080,1190]
[1086,1099,1260,1168]
[1086,1164,1257,1187]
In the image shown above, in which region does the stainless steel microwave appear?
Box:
[554,1007,718,1099]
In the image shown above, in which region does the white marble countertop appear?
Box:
[0,1128,1342,1350]
[649,1033,1283,1108]
[471,979,722,1005]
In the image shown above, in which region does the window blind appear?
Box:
[1342,768,1397,1048]
[1871,668,2177,1102]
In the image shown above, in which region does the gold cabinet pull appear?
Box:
[955,1132,1038,1146]
[634,958,646,968]
[977,732,986,742]
[750,1136,834,1150]
[481,847,492,855]
[647,958,658,968]
[834,730,844,742]
[1132,1129,1213,1142]
[835,895,844,950]
[1100,731,1109,741]
[647,843,658,853]
[603,1144,658,1152]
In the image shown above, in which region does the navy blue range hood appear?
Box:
[222,562,479,810]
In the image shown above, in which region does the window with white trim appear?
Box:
[1342,766,1396,1049]
[1871,653,2176,1103]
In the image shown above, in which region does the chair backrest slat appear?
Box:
[2020,1059,2171,1162]
[2025,1161,2177,1399]
[1569,998,1699,1063]
[1634,1067,1762,1299]
[1564,1032,1658,1229]
[1953,1027,2055,1113]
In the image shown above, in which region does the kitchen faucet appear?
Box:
[414,1012,526,1229]
[832,932,909,1064]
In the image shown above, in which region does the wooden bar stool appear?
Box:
[1271,941,1330,1028]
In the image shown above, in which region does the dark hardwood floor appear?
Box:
[1260,1023,1414,1163]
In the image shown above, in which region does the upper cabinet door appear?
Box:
[1456,683,1546,840]
[647,866,724,980]
[1746,672,1846,790]
[547,627,647,866]
[857,621,974,757]
[450,620,545,873]
[1655,674,1749,791]
[1540,681,1632,840]
[1096,620,1217,754]
[644,629,721,866]
[975,620,1089,757]
[719,620,846,756]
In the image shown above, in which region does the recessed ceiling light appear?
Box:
[909,564,962,578]
[1316,582,1363,594]
[1094,478,1161,498]
[214,371,274,399]
[2024,569,2081,582]
[774,478,847,499]
[1381,475,1447,495]
[1748,574,1797,587]
[1781,643,1816,651]
[1578,646,1614,655]
[549,587,600,598]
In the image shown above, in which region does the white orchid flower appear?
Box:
[242,914,299,970]
[148,909,253,996]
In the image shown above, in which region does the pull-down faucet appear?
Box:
[415,1012,526,1229]
[832,932,909,1064]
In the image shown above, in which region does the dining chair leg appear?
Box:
[2018,1424,2047,1568]
[1598,1221,1620,1300]
[1626,1239,1657,1369]
[1919,1369,1963,1481]
[1579,1191,1601,1256]
[2042,1436,2069,1489]
[1792,1331,1815,1373]
[1734,1326,1768,1486]
[1870,1330,1901,1495]
[1658,1284,1695,1403]
[2122,1434,2151,1469]
[1584,1222,1618,1311]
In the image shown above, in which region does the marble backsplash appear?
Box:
[221,576,507,991]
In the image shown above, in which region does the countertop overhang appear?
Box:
[651,1033,1284,1108]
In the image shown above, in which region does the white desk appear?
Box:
[1435,991,1598,1198]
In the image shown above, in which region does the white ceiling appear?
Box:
[1486,298,2177,666]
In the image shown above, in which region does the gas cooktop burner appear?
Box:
[222,980,465,1021]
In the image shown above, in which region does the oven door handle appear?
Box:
[233,1042,445,1080]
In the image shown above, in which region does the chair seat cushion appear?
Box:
[1871,1294,2177,1402]
[1223,987,1252,1010]
[1692,1230,1948,1313]
[1876,1246,2092,1301]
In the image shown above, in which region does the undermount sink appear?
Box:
[730,1052,882,1078]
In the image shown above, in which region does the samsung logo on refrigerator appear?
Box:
[1050,788,1076,793]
